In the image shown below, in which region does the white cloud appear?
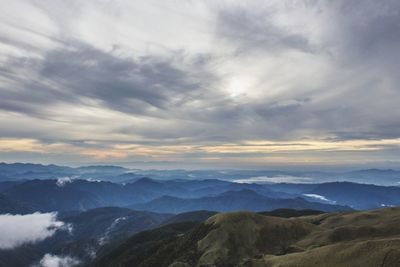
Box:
[0,212,68,249]
[380,204,394,207]
[233,175,314,184]
[85,178,102,183]
[35,254,80,267]
[98,216,127,246]
[56,176,75,187]
[303,194,336,204]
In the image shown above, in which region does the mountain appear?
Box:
[2,163,400,185]
[0,178,297,212]
[0,162,72,175]
[122,178,188,202]
[0,193,33,214]
[162,209,323,225]
[122,177,286,201]
[76,165,128,174]
[0,163,130,182]
[89,221,200,267]
[160,178,294,199]
[50,207,171,261]
[130,189,351,213]
[90,207,400,267]
[340,169,400,185]
[0,181,25,192]
[1,179,147,212]
[0,162,76,181]
[265,181,400,210]
[162,210,218,225]
[60,207,171,242]
[258,208,324,218]
[2,177,398,213]
[265,183,318,194]
[3,179,108,211]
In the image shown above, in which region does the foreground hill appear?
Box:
[91,207,400,267]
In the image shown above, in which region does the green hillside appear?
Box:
[91,207,400,267]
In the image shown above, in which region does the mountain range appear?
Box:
[1,163,400,185]
[1,163,400,267]
[0,178,354,213]
[2,176,400,213]
[129,189,350,213]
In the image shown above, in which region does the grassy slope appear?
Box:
[91,207,400,267]
[200,208,400,267]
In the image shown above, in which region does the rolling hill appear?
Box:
[90,207,400,267]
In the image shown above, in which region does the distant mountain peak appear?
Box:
[219,189,263,197]
[131,177,160,185]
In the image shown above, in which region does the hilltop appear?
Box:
[91,207,400,267]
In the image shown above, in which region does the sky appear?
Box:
[0,0,400,169]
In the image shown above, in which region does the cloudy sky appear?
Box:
[0,0,400,169]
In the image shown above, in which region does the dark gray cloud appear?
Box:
[332,1,400,58]
[216,4,313,54]
[0,41,217,118]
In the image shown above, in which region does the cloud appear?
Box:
[0,1,400,167]
[233,176,314,184]
[0,41,218,118]
[303,194,336,204]
[56,176,75,187]
[35,254,80,267]
[0,212,68,250]
[98,216,128,246]
[216,1,313,53]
